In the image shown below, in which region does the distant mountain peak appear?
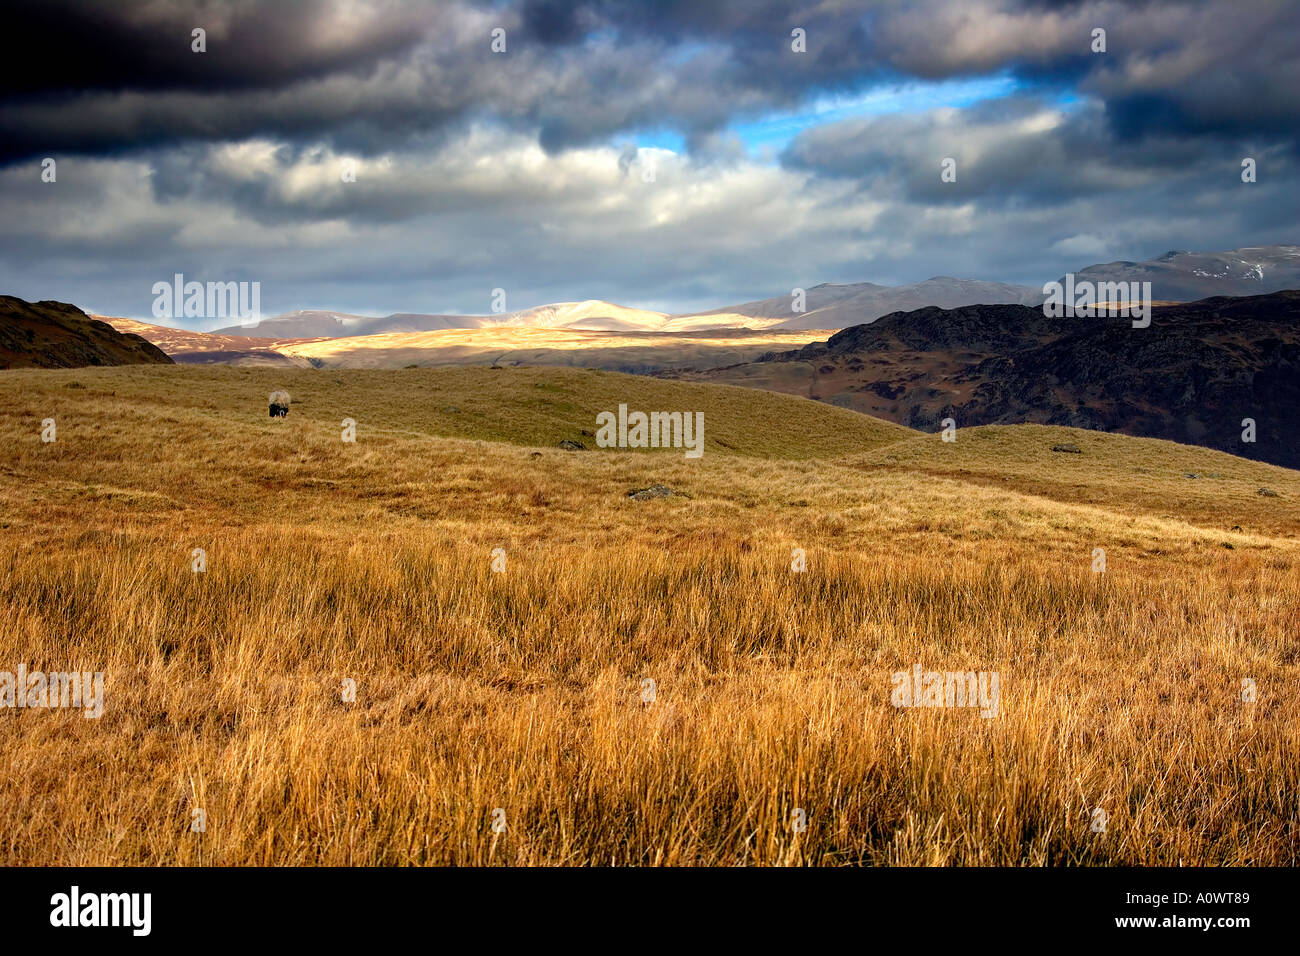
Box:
[1060,244,1300,302]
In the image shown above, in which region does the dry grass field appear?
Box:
[0,364,1296,865]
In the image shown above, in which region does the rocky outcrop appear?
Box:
[742,291,1300,469]
[0,296,173,369]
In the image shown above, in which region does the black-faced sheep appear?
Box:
[269,389,290,418]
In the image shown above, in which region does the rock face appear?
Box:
[627,484,677,501]
[0,296,173,369]
[720,290,1300,470]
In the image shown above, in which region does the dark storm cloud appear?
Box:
[4,0,1299,166]
[520,0,596,45]
[1,0,428,95]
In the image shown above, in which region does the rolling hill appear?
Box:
[102,317,317,366]
[211,308,492,338]
[0,363,911,459]
[845,423,1296,533]
[212,300,678,337]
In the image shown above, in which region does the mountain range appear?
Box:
[686,276,1046,330]
[1060,246,1300,303]
[205,245,1299,340]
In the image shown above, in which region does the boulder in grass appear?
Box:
[1258,487,1279,497]
[627,484,676,501]
[558,439,586,450]
[1051,443,1082,454]
[268,389,290,418]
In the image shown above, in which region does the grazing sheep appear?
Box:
[268,389,290,419]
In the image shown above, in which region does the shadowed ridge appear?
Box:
[0,295,173,369]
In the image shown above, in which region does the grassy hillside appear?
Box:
[848,424,1299,534]
[0,364,914,460]
[0,365,1297,865]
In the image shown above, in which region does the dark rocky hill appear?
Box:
[681,290,1300,469]
[0,296,173,369]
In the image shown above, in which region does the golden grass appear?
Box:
[849,424,1300,535]
[0,363,910,463]
[0,366,1296,865]
[274,325,826,369]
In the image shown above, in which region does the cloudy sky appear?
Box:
[1,0,1296,327]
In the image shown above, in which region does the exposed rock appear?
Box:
[627,484,677,501]
[1183,473,1200,479]
[1051,443,1082,453]
[558,439,586,450]
[0,295,173,369]
[867,381,905,399]
[1258,487,1279,497]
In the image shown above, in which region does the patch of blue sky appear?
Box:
[628,74,1082,158]
[733,73,1021,152]
[631,129,688,152]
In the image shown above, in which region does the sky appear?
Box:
[0,0,1297,328]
